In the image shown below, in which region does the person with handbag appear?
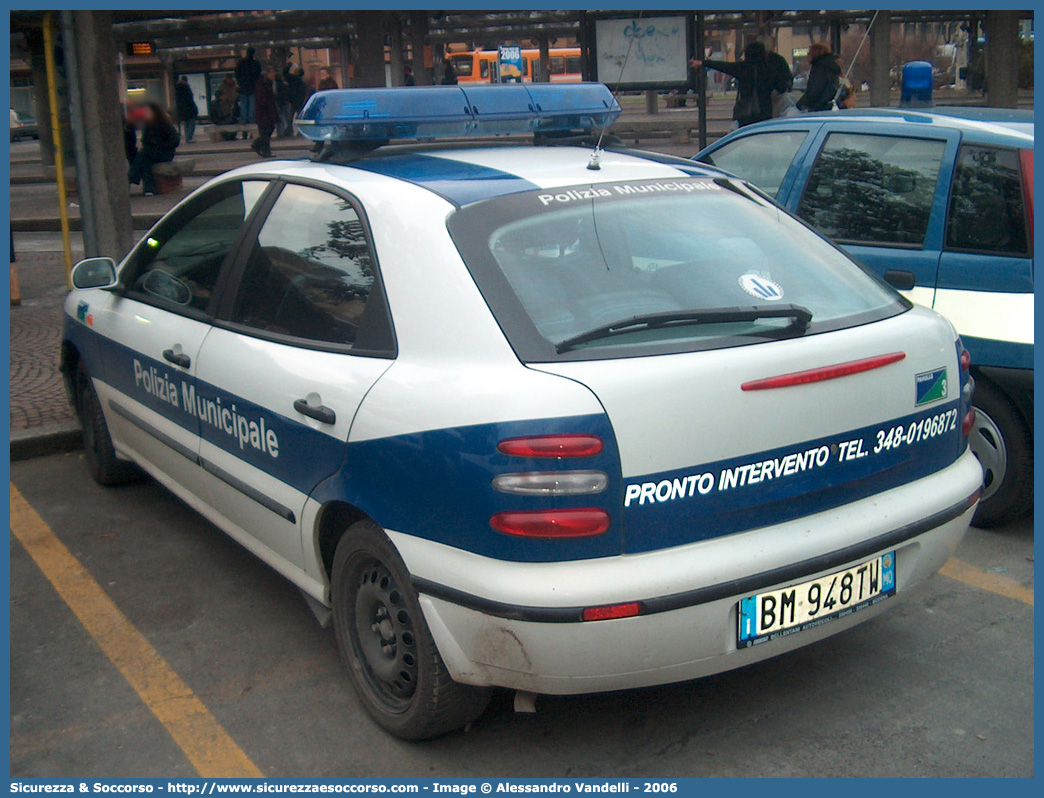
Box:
[797,43,843,113]
[691,42,783,128]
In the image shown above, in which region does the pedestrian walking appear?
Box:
[174,76,199,143]
[127,103,180,196]
[797,43,843,113]
[404,65,416,86]
[316,67,339,91]
[440,61,458,85]
[235,47,262,130]
[252,66,278,158]
[691,41,786,128]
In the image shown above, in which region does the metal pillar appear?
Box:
[353,12,387,87]
[387,13,405,87]
[26,30,57,168]
[42,12,74,284]
[644,89,658,115]
[61,11,134,262]
[537,35,550,82]
[409,11,432,85]
[829,18,843,56]
[985,11,1020,108]
[869,10,891,106]
[695,11,707,150]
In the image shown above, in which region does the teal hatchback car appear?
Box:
[696,108,1033,527]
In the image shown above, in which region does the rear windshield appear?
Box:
[448,177,908,362]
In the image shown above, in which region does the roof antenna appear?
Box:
[589,10,643,170]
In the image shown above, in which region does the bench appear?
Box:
[208,124,253,142]
[152,159,197,194]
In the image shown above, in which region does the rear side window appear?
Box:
[125,180,267,314]
[448,178,906,362]
[797,133,946,247]
[701,131,808,197]
[946,145,1029,255]
[229,184,390,351]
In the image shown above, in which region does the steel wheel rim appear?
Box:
[969,407,1007,501]
[346,555,419,713]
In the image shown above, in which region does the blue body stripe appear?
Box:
[70,320,348,495]
[936,252,1033,294]
[351,153,539,206]
[621,400,965,553]
[65,312,970,565]
[961,336,1034,371]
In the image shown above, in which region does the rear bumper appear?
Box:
[391,449,982,694]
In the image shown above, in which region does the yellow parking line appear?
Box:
[940,557,1034,607]
[10,483,263,778]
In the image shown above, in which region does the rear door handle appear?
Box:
[294,398,336,425]
[162,349,191,368]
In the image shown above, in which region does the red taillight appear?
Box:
[741,352,906,391]
[489,508,610,538]
[962,408,976,436]
[582,602,641,622]
[498,434,603,458]
[960,349,972,371]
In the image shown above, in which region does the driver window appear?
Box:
[127,180,268,312]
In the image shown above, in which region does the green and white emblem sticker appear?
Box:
[915,367,947,406]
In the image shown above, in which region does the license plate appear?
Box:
[737,552,896,647]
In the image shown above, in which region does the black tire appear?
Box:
[76,364,140,486]
[970,379,1033,528]
[331,520,492,740]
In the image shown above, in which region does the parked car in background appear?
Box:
[10,110,39,141]
[695,107,1033,527]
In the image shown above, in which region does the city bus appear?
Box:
[446,47,582,83]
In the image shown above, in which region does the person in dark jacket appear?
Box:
[797,43,842,112]
[235,47,262,128]
[440,61,458,85]
[127,103,180,195]
[173,76,199,143]
[691,42,786,127]
[285,63,308,115]
[316,67,339,91]
[252,66,278,158]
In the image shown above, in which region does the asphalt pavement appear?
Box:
[10,453,1034,777]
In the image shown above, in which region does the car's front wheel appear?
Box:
[969,379,1032,528]
[331,520,492,740]
[76,363,139,486]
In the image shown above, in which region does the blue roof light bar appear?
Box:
[296,83,621,143]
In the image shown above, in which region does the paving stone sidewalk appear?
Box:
[10,250,78,432]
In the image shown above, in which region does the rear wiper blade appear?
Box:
[555,304,813,353]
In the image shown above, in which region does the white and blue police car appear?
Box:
[62,84,983,740]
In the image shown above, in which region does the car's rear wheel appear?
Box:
[330,520,492,740]
[970,379,1032,528]
[77,364,139,486]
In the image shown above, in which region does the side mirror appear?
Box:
[71,257,118,290]
[883,269,917,291]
